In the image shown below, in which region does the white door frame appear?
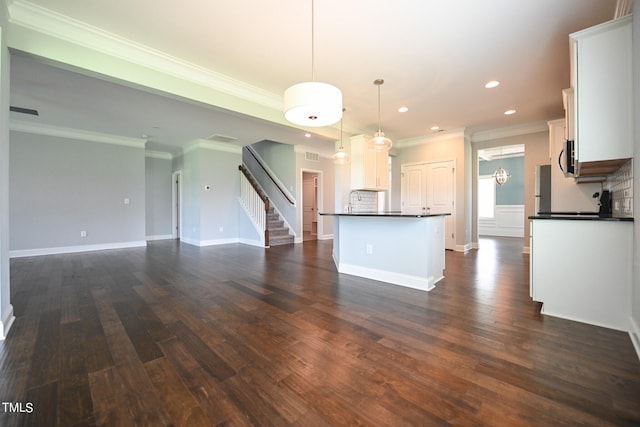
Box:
[300,169,323,241]
[171,170,182,239]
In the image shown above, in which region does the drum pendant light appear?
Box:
[369,79,392,151]
[284,0,342,127]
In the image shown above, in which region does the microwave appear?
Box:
[559,139,575,176]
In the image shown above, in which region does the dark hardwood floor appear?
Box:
[1,237,639,426]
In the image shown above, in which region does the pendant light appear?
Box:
[332,108,350,164]
[283,0,342,127]
[369,79,392,151]
[493,146,511,185]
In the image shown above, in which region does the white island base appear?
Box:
[327,214,447,292]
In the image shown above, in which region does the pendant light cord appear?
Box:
[311,0,315,83]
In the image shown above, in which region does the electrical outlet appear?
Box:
[366,244,373,255]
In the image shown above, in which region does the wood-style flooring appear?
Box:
[1,237,639,426]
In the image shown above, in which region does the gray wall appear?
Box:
[145,155,173,239]
[0,4,12,337]
[632,0,639,346]
[177,143,242,245]
[479,156,525,205]
[9,132,146,252]
[251,140,296,193]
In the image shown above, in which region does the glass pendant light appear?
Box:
[493,146,511,185]
[283,0,342,127]
[332,108,350,164]
[369,79,392,151]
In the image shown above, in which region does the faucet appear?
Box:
[348,190,361,214]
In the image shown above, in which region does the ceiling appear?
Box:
[7,0,622,157]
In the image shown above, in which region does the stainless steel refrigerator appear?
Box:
[534,165,551,214]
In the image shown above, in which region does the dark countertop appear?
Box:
[320,212,451,218]
[529,214,633,221]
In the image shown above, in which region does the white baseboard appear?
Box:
[456,243,474,253]
[9,240,147,258]
[238,238,265,248]
[0,305,15,340]
[182,237,241,247]
[146,234,173,241]
[338,262,439,292]
[630,316,640,361]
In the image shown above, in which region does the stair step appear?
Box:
[269,227,290,236]
[269,235,294,246]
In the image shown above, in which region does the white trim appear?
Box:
[456,243,474,253]
[10,119,147,148]
[238,238,266,248]
[172,171,182,240]
[0,306,16,340]
[470,121,548,142]
[146,234,173,241]
[145,150,172,160]
[479,205,525,238]
[338,262,441,292]
[396,128,466,149]
[180,237,240,247]
[540,304,630,333]
[7,0,282,111]
[9,240,147,258]
[629,316,640,361]
[184,139,243,155]
[300,168,323,243]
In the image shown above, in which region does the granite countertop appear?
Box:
[320,211,451,218]
[529,214,633,222]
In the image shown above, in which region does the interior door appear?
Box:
[401,164,427,214]
[426,161,455,250]
[303,176,315,233]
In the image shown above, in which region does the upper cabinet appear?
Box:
[570,16,633,169]
[350,134,389,191]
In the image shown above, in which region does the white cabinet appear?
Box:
[350,134,389,190]
[570,16,633,164]
[530,219,632,331]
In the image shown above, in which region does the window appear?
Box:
[478,175,496,218]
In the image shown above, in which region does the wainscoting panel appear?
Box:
[479,205,524,237]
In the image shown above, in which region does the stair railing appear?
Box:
[239,165,270,247]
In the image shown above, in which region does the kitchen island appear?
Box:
[320,212,449,292]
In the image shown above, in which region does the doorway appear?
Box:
[172,171,182,240]
[401,160,456,250]
[302,171,320,241]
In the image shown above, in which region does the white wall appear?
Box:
[9,131,146,256]
[0,2,14,339]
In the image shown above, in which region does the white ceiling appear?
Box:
[7,0,621,157]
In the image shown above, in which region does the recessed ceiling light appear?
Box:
[485,80,500,89]
[430,125,440,131]
[504,109,516,115]
[398,107,409,113]
[304,133,312,138]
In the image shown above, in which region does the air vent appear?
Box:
[305,152,320,162]
[206,133,238,143]
[10,106,39,116]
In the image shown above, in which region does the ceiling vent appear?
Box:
[206,133,238,143]
[305,152,320,162]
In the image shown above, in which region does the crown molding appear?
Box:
[470,121,548,143]
[10,119,147,148]
[145,150,173,160]
[395,128,467,149]
[7,0,282,111]
[183,139,243,155]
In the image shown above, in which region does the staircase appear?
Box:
[267,207,294,246]
[239,164,294,247]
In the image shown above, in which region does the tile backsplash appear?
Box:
[608,159,633,217]
[349,190,378,213]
